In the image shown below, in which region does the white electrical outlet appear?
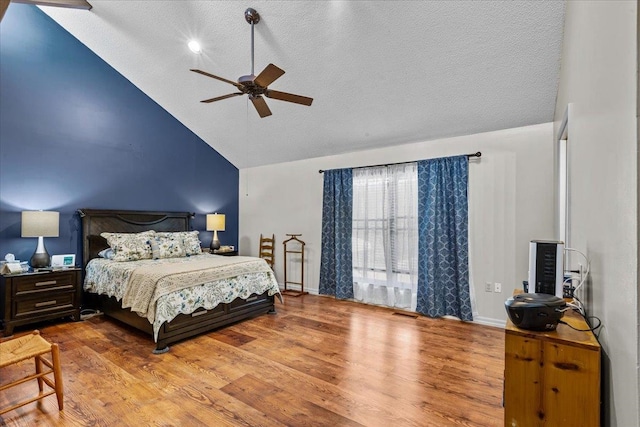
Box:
[494,282,502,293]
[485,282,492,292]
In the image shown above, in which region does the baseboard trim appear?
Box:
[473,316,506,329]
[281,288,507,329]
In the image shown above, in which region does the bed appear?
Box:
[79,209,281,353]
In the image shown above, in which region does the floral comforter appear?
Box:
[84,254,281,341]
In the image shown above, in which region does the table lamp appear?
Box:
[21,211,59,268]
[206,213,225,251]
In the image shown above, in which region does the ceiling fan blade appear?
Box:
[254,63,285,88]
[265,89,313,106]
[190,69,244,90]
[250,95,272,118]
[201,93,244,103]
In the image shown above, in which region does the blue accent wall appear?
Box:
[0,4,239,264]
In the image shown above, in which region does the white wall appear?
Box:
[239,123,554,324]
[554,2,638,426]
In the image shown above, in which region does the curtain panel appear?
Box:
[319,168,354,299]
[416,156,472,321]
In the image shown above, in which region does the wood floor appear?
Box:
[0,295,505,426]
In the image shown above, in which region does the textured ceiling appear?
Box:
[40,1,566,168]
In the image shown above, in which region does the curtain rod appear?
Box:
[318,151,481,174]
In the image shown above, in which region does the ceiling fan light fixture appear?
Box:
[188,40,202,54]
[190,8,313,118]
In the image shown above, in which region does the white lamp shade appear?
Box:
[206,213,225,231]
[21,211,60,237]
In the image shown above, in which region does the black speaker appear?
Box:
[528,240,564,297]
[505,293,566,331]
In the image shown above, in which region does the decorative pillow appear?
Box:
[100,231,155,262]
[97,248,115,260]
[156,231,202,256]
[150,235,187,259]
[181,231,202,255]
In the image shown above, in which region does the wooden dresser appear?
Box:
[504,308,601,426]
[1,268,82,336]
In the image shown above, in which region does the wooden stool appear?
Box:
[0,330,64,414]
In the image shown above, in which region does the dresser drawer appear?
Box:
[227,292,272,314]
[14,292,75,318]
[14,271,77,295]
[163,303,227,333]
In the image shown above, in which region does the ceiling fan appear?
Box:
[191,8,313,118]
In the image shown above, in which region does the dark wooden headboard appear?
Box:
[78,209,194,267]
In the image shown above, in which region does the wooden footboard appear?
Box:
[97,291,276,353]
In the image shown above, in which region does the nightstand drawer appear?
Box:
[14,271,77,295]
[15,293,75,318]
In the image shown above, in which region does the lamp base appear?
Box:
[30,251,50,269]
[30,236,51,268]
[210,229,221,251]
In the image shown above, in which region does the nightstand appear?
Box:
[213,250,238,256]
[1,268,82,336]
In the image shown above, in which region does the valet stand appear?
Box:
[282,234,308,296]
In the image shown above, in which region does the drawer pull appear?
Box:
[192,310,208,317]
[35,300,57,308]
[16,284,73,296]
[246,296,258,302]
[35,280,57,287]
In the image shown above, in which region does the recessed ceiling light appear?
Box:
[188,40,202,54]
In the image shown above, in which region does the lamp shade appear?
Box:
[206,213,225,231]
[21,211,59,237]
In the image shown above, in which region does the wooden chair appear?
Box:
[0,330,64,414]
[259,234,275,269]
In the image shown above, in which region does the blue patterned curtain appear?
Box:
[416,156,472,320]
[319,169,354,299]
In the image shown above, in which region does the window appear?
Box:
[352,163,418,309]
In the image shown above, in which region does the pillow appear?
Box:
[181,231,202,255]
[150,234,187,259]
[100,231,156,262]
[97,248,115,260]
[156,231,202,255]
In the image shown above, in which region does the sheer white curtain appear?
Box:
[352,163,418,310]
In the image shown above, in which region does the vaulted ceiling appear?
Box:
[38,1,566,168]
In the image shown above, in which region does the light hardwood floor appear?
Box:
[0,295,505,426]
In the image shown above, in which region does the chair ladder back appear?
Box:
[259,234,275,269]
